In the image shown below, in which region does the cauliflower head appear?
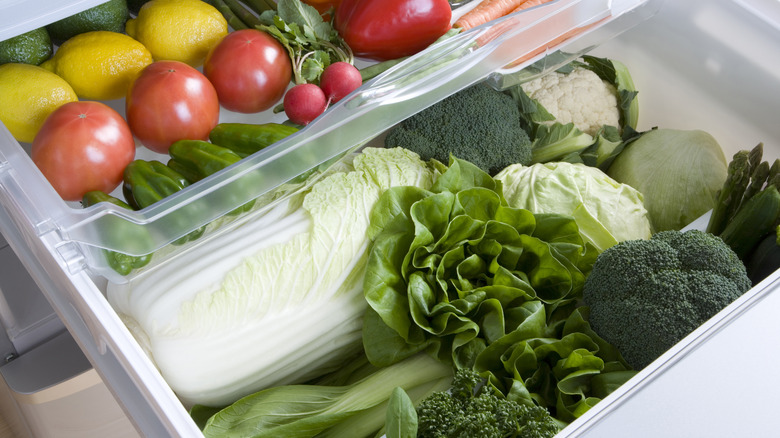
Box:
[521,67,620,136]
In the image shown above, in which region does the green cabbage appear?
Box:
[495,162,652,252]
[106,147,437,407]
[607,128,728,232]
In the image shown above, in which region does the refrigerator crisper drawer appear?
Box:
[9,0,780,436]
[0,1,663,435]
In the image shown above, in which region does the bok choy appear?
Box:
[106,147,438,407]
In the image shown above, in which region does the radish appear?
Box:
[284,83,328,126]
[319,62,363,104]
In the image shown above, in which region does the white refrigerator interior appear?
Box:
[0,0,779,436]
[0,232,139,437]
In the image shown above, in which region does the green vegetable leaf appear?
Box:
[200,353,451,438]
[385,387,418,438]
[257,0,352,84]
[107,148,437,408]
[529,122,594,164]
[276,0,323,36]
[495,162,651,253]
[575,125,624,171]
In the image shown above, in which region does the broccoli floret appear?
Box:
[583,229,752,370]
[416,369,559,438]
[384,83,532,175]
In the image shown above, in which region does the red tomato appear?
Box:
[31,101,135,202]
[204,29,292,113]
[335,0,452,61]
[126,60,220,154]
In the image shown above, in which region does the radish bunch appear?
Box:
[283,62,363,126]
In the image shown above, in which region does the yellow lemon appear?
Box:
[126,0,228,67]
[40,30,152,100]
[0,63,78,143]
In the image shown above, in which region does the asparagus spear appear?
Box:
[224,0,264,28]
[707,148,753,235]
[244,0,277,16]
[211,0,249,30]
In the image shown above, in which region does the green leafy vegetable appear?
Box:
[607,128,728,232]
[106,148,437,407]
[258,0,352,84]
[361,156,631,422]
[495,161,652,252]
[385,387,418,438]
[199,353,452,438]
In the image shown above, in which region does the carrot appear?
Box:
[503,20,605,68]
[511,0,548,11]
[454,0,530,31]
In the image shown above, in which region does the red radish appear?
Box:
[319,62,363,104]
[284,83,328,125]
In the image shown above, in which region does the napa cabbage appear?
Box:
[106,147,437,407]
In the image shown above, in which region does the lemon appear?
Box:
[40,30,152,100]
[0,63,78,143]
[126,0,228,67]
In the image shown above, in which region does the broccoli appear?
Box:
[384,82,532,175]
[583,229,752,370]
[416,368,559,438]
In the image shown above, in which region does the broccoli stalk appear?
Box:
[415,369,560,438]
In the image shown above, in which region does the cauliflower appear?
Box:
[521,67,620,136]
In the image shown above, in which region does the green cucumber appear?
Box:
[209,122,298,158]
[122,160,205,245]
[82,190,153,275]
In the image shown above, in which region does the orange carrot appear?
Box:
[511,0,548,11]
[454,0,530,31]
[503,20,605,68]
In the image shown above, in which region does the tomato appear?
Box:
[204,29,292,114]
[31,101,135,202]
[126,60,220,154]
[335,0,452,61]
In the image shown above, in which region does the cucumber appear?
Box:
[209,122,299,158]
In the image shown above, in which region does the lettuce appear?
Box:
[361,157,632,422]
